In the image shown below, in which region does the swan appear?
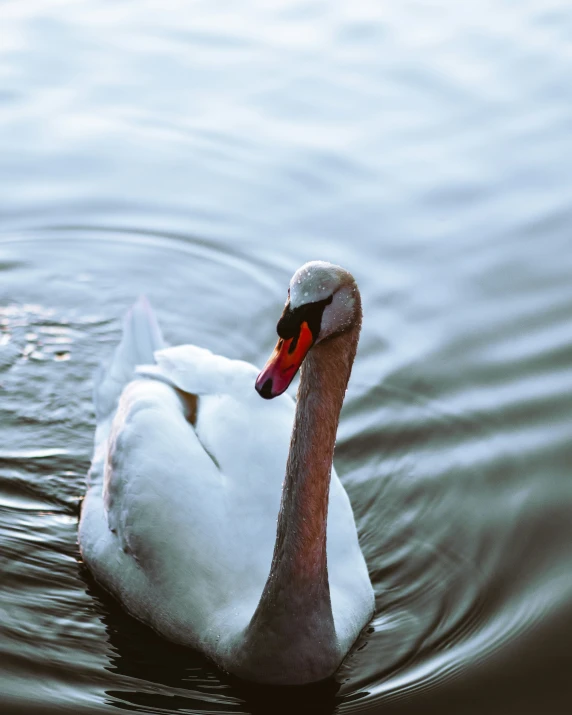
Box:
[79,260,374,684]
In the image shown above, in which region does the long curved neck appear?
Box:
[270,323,360,598]
[241,305,361,683]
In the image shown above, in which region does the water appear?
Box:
[1,1,571,712]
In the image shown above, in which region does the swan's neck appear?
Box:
[270,326,359,600]
[240,314,361,683]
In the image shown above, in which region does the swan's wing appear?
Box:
[94,296,165,424]
[103,380,224,554]
[136,344,259,399]
[80,377,237,642]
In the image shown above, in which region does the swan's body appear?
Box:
[79,262,374,684]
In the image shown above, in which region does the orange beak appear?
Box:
[255,321,314,399]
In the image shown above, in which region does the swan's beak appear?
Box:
[255,321,314,399]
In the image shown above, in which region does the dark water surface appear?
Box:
[1,1,572,713]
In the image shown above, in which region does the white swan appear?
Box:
[79,261,374,684]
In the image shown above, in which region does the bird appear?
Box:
[79,260,374,685]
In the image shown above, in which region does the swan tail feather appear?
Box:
[93,296,166,423]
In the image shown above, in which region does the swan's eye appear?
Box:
[276,305,298,339]
[276,295,333,341]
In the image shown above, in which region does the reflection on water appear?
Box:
[1,1,572,713]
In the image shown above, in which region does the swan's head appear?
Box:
[255,261,360,399]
